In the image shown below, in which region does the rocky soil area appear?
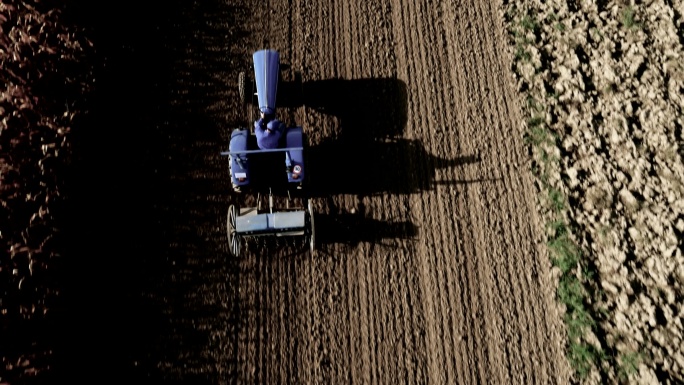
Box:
[504,0,683,383]
[0,0,93,381]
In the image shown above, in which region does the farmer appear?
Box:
[255,112,285,149]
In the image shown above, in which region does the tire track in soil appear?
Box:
[395,0,462,382]
[438,0,509,382]
[436,0,571,383]
[386,3,433,385]
[233,0,298,383]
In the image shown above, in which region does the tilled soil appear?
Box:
[506,0,684,382]
[53,0,569,384]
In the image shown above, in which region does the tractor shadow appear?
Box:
[303,77,408,139]
[315,210,418,246]
[308,137,482,196]
[277,77,408,139]
[282,77,482,195]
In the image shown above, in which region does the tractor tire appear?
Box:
[238,71,247,103]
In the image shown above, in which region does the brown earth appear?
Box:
[31,0,569,384]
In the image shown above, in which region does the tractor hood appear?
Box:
[253,49,280,115]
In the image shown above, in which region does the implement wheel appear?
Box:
[307,200,315,254]
[227,204,241,257]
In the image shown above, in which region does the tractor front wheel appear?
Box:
[238,71,248,103]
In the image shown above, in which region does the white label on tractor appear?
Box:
[293,165,302,173]
[235,172,247,178]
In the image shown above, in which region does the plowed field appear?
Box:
[57,0,570,383]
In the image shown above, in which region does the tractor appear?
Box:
[221,49,314,257]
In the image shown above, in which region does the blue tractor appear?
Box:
[222,49,314,257]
